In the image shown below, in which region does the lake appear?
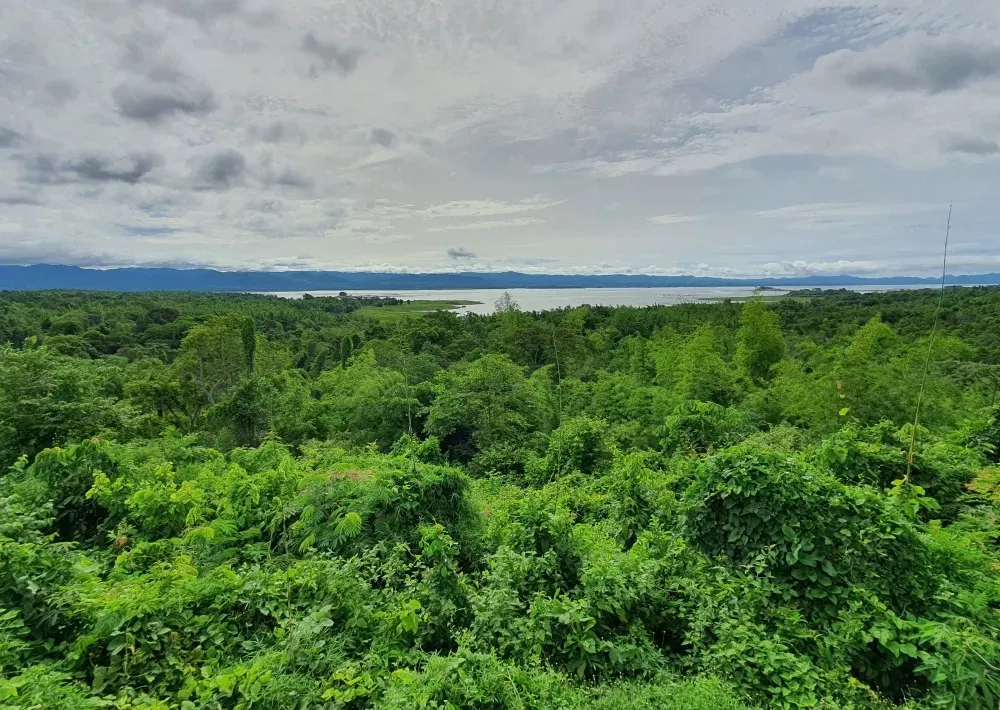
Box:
[261,285,937,315]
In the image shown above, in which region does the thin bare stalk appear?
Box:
[549,331,564,482]
[906,204,952,480]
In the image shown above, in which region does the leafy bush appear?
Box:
[685,447,937,615]
[813,422,980,519]
[0,345,134,468]
[533,415,616,482]
[659,400,752,455]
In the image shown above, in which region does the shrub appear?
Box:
[659,400,752,456]
[683,446,932,617]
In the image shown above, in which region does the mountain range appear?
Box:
[2,264,999,292]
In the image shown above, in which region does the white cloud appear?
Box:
[416,197,562,219]
[648,214,701,225]
[426,217,545,232]
[755,202,943,230]
[1,0,1000,276]
[755,260,884,276]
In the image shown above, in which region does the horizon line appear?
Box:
[3,263,1000,281]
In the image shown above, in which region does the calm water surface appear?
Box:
[262,285,933,315]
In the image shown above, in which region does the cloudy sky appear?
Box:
[1,0,999,276]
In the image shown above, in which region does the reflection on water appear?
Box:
[259,285,937,315]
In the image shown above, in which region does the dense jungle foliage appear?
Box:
[2,286,1000,709]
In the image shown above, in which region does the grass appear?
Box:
[356,299,480,319]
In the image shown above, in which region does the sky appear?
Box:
[1,1,999,277]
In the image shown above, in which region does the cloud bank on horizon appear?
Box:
[1,0,998,277]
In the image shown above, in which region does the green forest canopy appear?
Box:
[1,287,1000,709]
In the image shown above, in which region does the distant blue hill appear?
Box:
[1,264,999,292]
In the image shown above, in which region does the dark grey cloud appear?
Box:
[121,34,164,68]
[254,120,304,143]
[43,79,78,105]
[16,153,65,184]
[122,225,182,237]
[136,0,276,27]
[448,247,478,259]
[16,152,162,185]
[260,122,287,143]
[0,194,41,206]
[247,197,284,213]
[144,0,242,23]
[829,39,1000,94]
[259,152,314,189]
[67,153,163,184]
[113,67,216,123]
[249,9,279,27]
[301,33,363,77]
[271,167,314,189]
[943,134,999,155]
[370,127,398,148]
[194,149,246,189]
[0,127,23,148]
[0,242,124,267]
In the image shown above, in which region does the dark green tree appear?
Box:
[425,354,545,462]
[340,335,355,367]
[240,317,257,376]
[209,375,278,448]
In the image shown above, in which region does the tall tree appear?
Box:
[316,350,420,449]
[174,315,287,412]
[209,375,277,449]
[241,317,257,376]
[174,317,248,408]
[0,344,131,466]
[425,354,544,461]
[675,326,737,405]
[494,290,520,314]
[735,297,786,381]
